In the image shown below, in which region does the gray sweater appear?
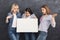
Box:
[39,15,56,32]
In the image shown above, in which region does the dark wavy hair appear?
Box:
[25,8,33,15]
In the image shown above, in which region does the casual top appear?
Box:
[12,14,17,28]
[38,15,56,32]
[22,13,36,18]
[29,14,37,18]
[7,12,21,27]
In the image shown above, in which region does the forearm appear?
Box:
[6,17,9,23]
[51,17,56,28]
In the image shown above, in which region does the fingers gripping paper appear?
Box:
[16,18,38,32]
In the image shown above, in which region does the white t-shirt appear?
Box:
[39,15,56,32]
[12,14,17,28]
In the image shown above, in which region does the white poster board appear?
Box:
[16,18,38,32]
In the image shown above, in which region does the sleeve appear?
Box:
[7,13,12,16]
[50,15,56,28]
[17,12,22,18]
[22,14,25,18]
[6,13,10,23]
[6,13,12,23]
[30,14,37,18]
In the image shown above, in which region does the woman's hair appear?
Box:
[41,5,51,14]
[25,8,33,15]
[11,3,19,12]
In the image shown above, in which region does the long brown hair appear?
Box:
[41,5,51,14]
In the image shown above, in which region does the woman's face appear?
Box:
[25,11,30,17]
[12,5,19,13]
[41,8,47,15]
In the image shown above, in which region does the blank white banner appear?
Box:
[16,18,38,32]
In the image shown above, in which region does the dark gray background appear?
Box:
[0,0,60,40]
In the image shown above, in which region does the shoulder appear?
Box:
[17,12,21,14]
[30,14,37,18]
[31,14,36,17]
[48,15,53,20]
[22,13,25,16]
[7,12,12,16]
[32,13,35,15]
[22,13,26,18]
[8,12,11,14]
[22,13,25,15]
[48,15,52,18]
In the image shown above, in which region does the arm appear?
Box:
[50,15,56,28]
[52,13,57,18]
[6,17,9,23]
[6,13,12,23]
[31,14,37,18]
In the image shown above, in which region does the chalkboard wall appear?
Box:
[0,0,60,40]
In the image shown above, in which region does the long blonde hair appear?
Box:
[11,3,19,12]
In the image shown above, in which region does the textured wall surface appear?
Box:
[0,0,60,40]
